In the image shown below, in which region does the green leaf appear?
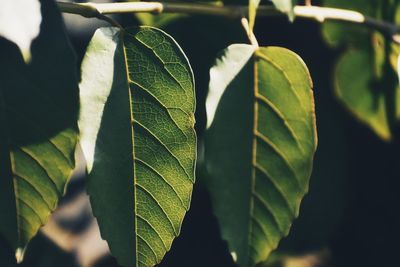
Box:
[204,44,317,267]
[79,26,196,267]
[271,0,297,21]
[0,0,42,62]
[322,0,378,47]
[0,0,78,260]
[322,0,400,46]
[334,48,400,140]
[322,0,400,140]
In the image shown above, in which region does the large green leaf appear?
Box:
[79,26,196,267]
[0,0,78,260]
[204,44,317,267]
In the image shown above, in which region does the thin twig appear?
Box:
[57,2,400,43]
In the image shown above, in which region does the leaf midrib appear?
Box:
[247,51,259,267]
[122,29,183,266]
[121,30,139,267]
[247,50,305,266]
[116,27,196,267]
[125,31,190,98]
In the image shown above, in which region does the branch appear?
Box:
[57,2,400,43]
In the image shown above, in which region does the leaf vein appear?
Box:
[17,215,35,233]
[135,157,186,208]
[13,174,52,210]
[255,52,306,113]
[47,137,74,168]
[252,192,283,234]
[128,34,189,95]
[129,79,192,141]
[137,214,168,252]
[253,164,296,216]
[251,214,272,247]
[255,94,304,154]
[16,196,46,224]
[136,183,178,236]
[134,120,191,180]
[137,233,160,264]
[17,147,60,196]
[254,131,302,188]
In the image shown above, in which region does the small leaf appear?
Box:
[271,0,297,21]
[79,26,196,267]
[205,44,317,267]
[249,0,261,32]
[334,48,400,140]
[0,0,78,260]
[0,0,42,62]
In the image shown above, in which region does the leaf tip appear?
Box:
[231,251,238,262]
[15,247,26,264]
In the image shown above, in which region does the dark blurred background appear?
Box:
[2,0,400,266]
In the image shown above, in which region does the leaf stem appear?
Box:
[57,2,400,44]
[241,18,259,47]
[59,2,122,28]
[98,14,122,28]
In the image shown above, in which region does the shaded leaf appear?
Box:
[322,0,400,140]
[249,0,261,32]
[20,233,79,267]
[0,0,78,260]
[271,0,296,21]
[334,48,400,140]
[321,0,378,47]
[204,44,317,267]
[79,26,196,267]
[0,0,42,62]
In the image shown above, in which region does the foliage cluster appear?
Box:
[1,0,399,267]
